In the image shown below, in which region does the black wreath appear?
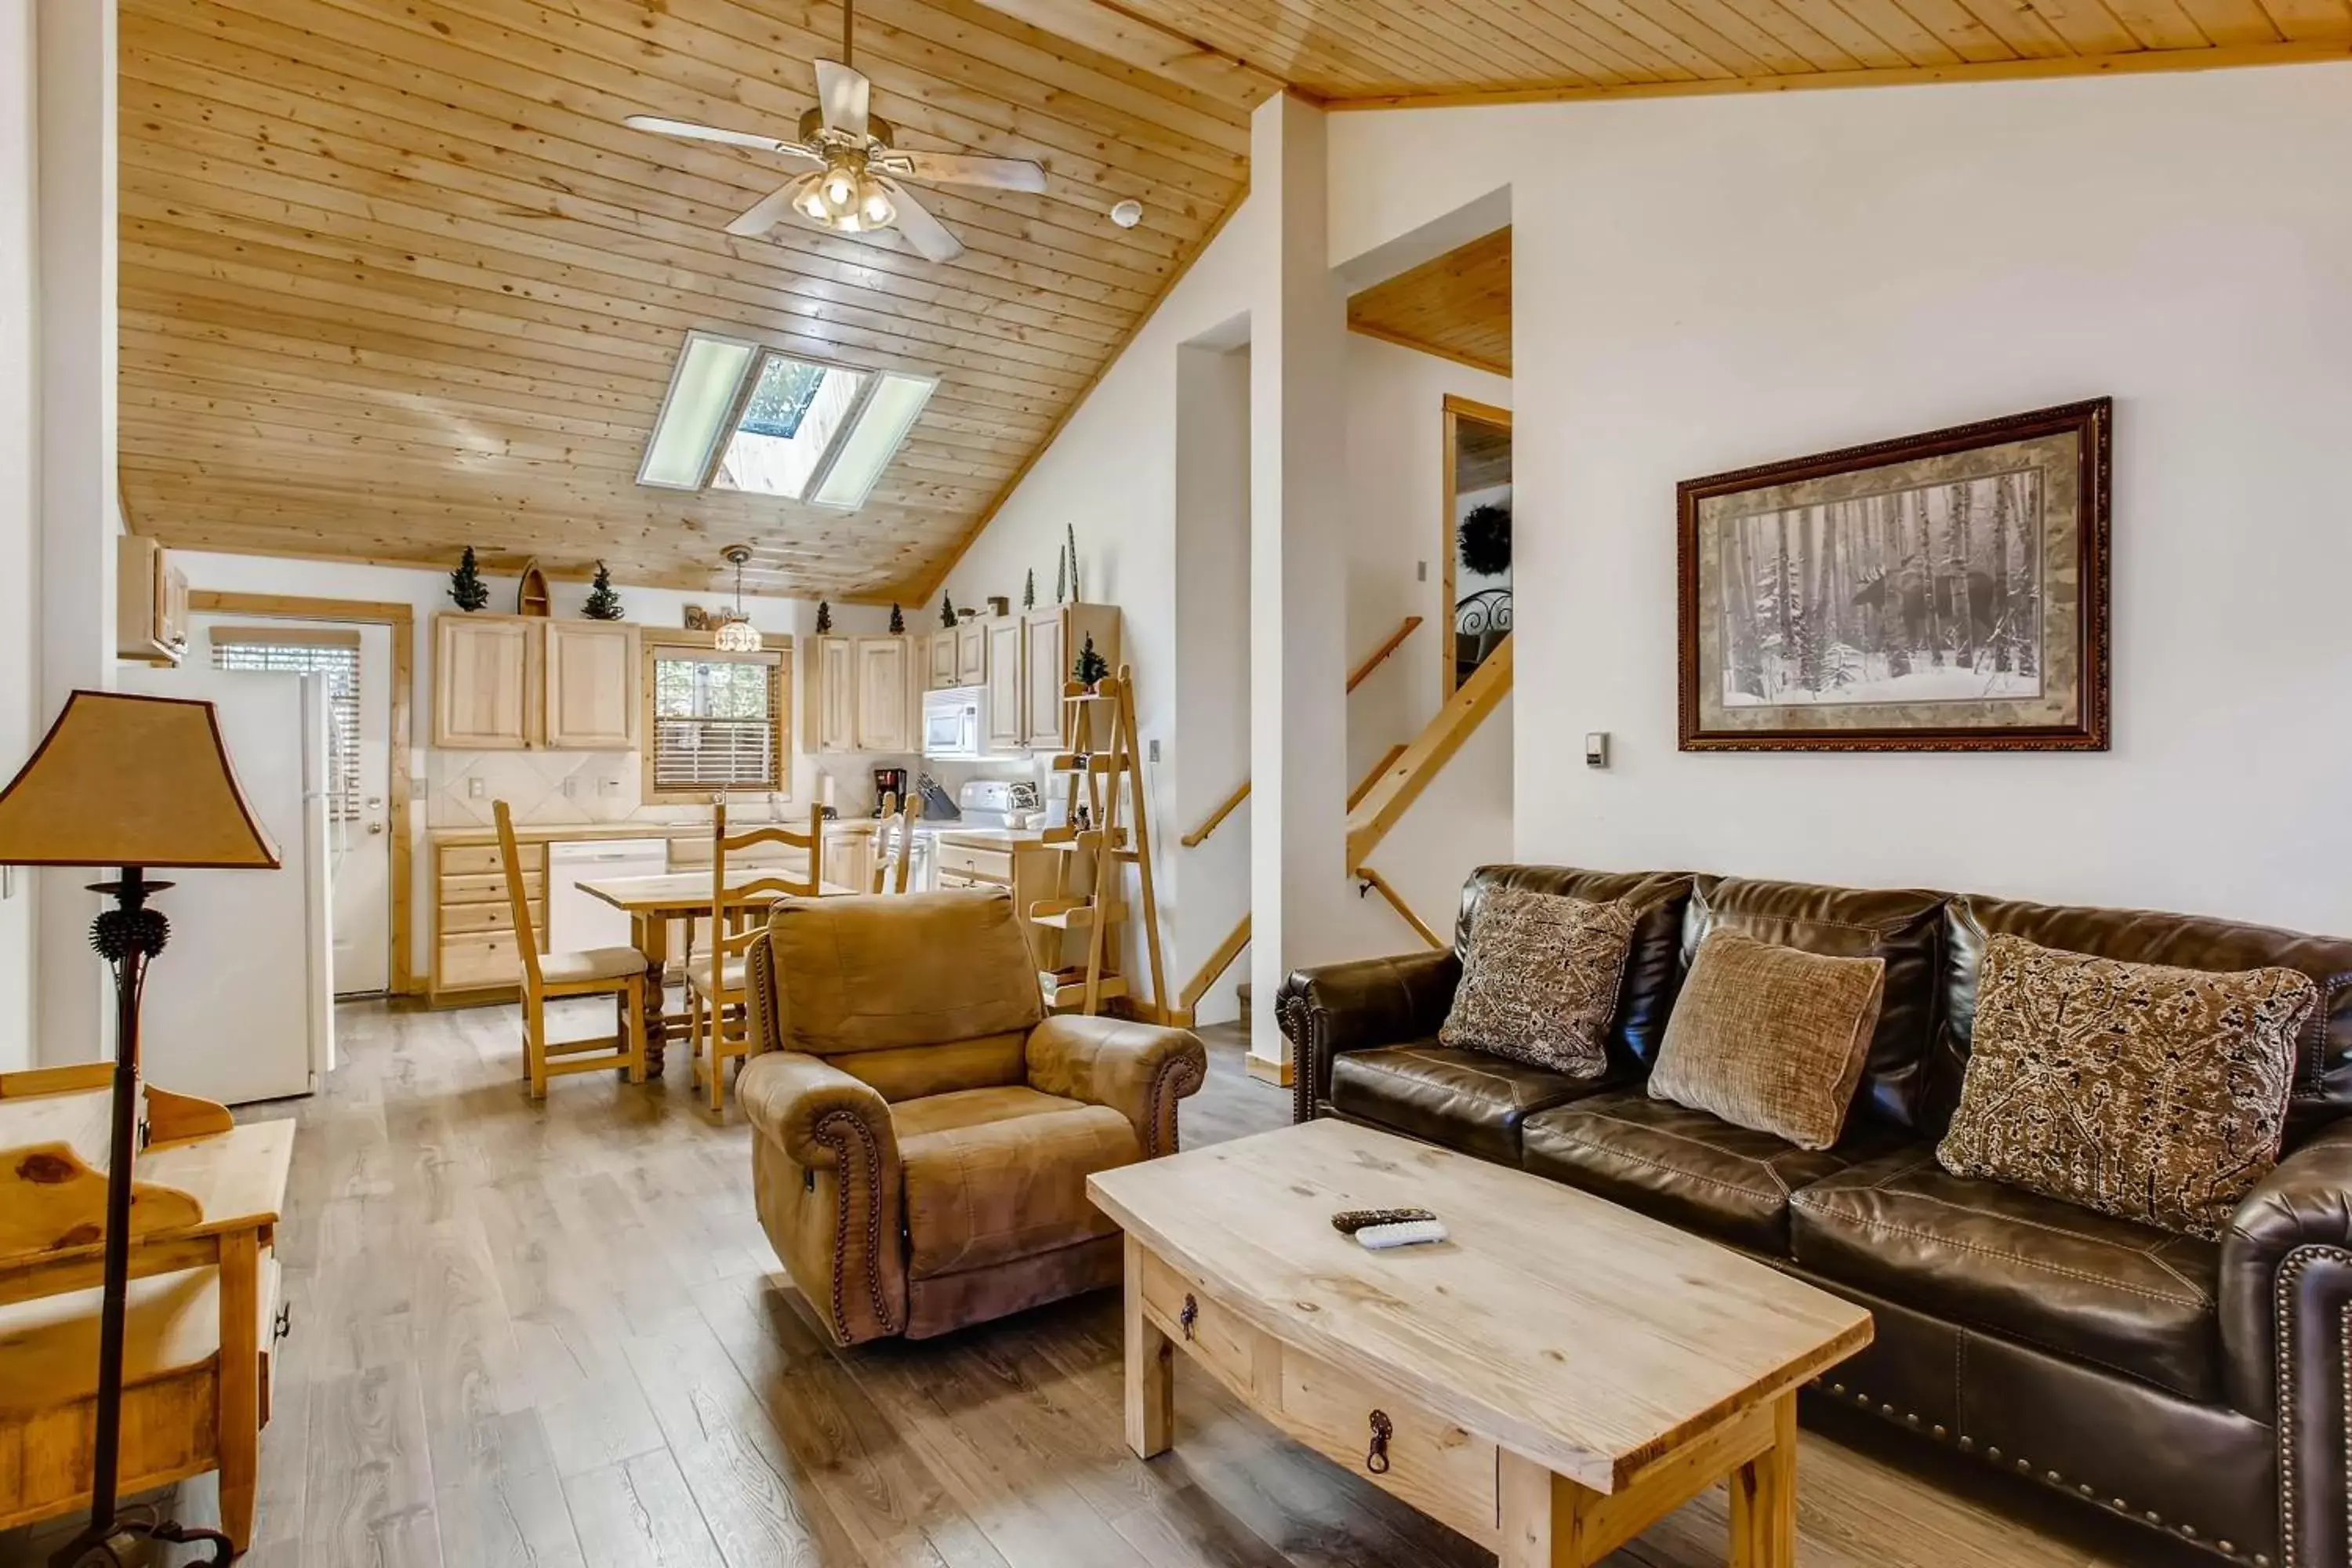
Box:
[1459,502,1512,578]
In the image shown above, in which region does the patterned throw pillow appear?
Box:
[1648,930,1886,1151]
[1438,890,1637,1076]
[1936,934,2317,1240]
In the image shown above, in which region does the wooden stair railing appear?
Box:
[1357,866,1446,949]
[1346,635,1512,873]
[1179,615,1423,848]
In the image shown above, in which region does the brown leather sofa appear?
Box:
[1278,866,2352,1567]
[736,887,1207,1345]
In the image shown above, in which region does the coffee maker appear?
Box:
[871,766,909,815]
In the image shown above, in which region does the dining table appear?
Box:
[578,868,858,1076]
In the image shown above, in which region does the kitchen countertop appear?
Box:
[427,817,1051,848]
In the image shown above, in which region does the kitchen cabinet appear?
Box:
[433,615,535,749]
[927,630,958,690]
[543,622,638,749]
[854,635,911,751]
[984,617,1024,753]
[1017,604,1120,753]
[116,535,189,665]
[430,838,546,1001]
[804,633,911,753]
[955,620,987,685]
[435,613,640,751]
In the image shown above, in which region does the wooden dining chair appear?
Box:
[870,790,920,894]
[687,800,823,1112]
[495,801,648,1098]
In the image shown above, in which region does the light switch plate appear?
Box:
[466,777,485,800]
[1584,732,1610,768]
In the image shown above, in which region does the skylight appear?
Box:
[636,329,933,509]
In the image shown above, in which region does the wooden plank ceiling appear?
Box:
[1348,229,1511,376]
[117,0,1254,600]
[1102,0,2349,102]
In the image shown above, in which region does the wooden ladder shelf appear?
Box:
[1031,664,1167,1018]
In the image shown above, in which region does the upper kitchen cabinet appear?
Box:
[543,622,638,750]
[927,630,958,691]
[955,620,987,686]
[804,633,913,754]
[115,535,189,666]
[984,617,1023,753]
[1019,604,1120,753]
[434,614,535,749]
[434,614,637,750]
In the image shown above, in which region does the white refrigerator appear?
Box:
[119,664,336,1104]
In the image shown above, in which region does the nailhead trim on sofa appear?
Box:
[2274,1243,2352,1568]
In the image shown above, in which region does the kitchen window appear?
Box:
[643,637,789,802]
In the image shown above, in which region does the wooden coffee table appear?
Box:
[1087,1119,1873,1566]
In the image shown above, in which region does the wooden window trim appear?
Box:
[639,628,794,805]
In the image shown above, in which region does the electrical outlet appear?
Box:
[600,776,620,797]
[1417,560,1428,582]
[561,776,578,797]
[1148,738,1160,764]
[466,777,485,800]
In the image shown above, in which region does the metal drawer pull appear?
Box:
[1178,1294,1197,1341]
[1366,1410,1393,1474]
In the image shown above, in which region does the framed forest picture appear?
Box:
[1678,398,2111,752]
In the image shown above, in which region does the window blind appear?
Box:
[651,650,781,793]
[209,630,363,822]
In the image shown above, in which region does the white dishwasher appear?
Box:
[547,838,670,953]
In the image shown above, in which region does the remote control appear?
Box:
[1355,1218,1450,1250]
[1330,1207,1437,1235]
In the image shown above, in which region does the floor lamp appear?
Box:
[0,691,281,1566]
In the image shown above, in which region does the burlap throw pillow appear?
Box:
[1649,931,1886,1151]
[1437,890,1636,1077]
[1937,934,2315,1240]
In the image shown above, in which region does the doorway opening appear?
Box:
[1443,395,1512,694]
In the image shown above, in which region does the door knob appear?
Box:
[367,822,386,835]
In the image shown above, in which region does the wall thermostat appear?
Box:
[1584,732,1610,768]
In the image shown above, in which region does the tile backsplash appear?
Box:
[427,750,642,828]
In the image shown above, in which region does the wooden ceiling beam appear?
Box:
[961,0,1287,103]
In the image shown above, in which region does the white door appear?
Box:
[198,617,394,996]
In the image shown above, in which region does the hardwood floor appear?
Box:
[5,1005,2211,1568]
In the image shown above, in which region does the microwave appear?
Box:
[922,686,988,760]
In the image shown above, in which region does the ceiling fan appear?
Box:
[625,0,1045,264]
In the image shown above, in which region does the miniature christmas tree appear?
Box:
[939,593,957,628]
[1065,524,1082,601]
[1023,568,1036,611]
[815,599,833,634]
[889,602,906,635]
[1053,547,1066,606]
[448,546,490,612]
[583,561,623,620]
[1072,632,1109,689]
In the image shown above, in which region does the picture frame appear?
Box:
[1677,397,2111,752]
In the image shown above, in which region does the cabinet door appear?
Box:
[956,621,987,685]
[814,637,856,753]
[927,630,959,690]
[434,615,534,749]
[1020,611,1065,750]
[543,622,637,749]
[159,562,190,655]
[985,619,1024,752]
[853,636,909,752]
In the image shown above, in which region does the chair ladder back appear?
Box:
[872,792,920,893]
[710,800,823,960]
[492,801,544,990]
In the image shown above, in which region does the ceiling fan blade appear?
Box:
[624,114,817,161]
[725,184,806,238]
[813,60,871,140]
[883,181,963,263]
[887,151,1047,194]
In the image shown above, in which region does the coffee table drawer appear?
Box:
[1276,1348,1498,1543]
[1138,1250,1267,1398]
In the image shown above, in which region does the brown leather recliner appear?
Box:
[1279,866,2352,1568]
[736,887,1207,1345]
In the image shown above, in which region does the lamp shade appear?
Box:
[0,691,281,869]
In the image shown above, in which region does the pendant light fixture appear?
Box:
[714,545,763,653]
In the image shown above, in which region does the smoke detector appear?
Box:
[1109,199,1144,230]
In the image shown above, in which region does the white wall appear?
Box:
[1332,62,2352,937]
[171,550,901,989]
[0,0,34,1072]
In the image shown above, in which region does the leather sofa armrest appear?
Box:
[1276,949,1462,1126]
[744,930,785,1056]
[1025,1014,1207,1159]
[736,1050,906,1345]
[2221,1118,2352,1419]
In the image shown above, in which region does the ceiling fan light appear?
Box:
[793,177,832,221]
[820,165,858,213]
[858,178,895,227]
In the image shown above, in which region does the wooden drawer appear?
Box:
[438,931,528,989]
[437,844,508,877]
[439,901,540,935]
[935,841,1013,884]
[1139,1250,1268,1401]
[441,870,542,905]
[1274,1344,1497,1543]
